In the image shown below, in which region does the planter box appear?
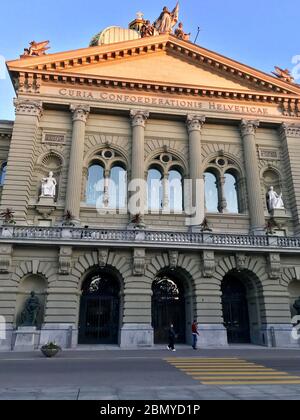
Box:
[41,347,60,358]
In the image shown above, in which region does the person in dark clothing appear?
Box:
[167,324,176,352]
[192,320,200,350]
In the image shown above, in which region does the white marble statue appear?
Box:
[154,3,179,34]
[41,172,57,198]
[267,186,285,211]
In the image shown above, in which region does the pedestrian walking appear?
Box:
[192,320,199,350]
[167,323,176,352]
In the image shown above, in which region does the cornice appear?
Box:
[7,34,300,97]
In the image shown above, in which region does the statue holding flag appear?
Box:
[154,3,179,34]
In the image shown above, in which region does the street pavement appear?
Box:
[0,346,300,400]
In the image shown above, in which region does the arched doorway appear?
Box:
[79,269,120,345]
[152,269,189,344]
[221,273,251,344]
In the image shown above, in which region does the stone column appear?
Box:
[280,123,300,235]
[129,110,149,218]
[1,100,43,223]
[240,120,265,234]
[65,105,90,224]
[186,115,206,225]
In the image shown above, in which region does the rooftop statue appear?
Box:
[141,20,156,38]
[154,3,179,34]
[175,22,190,41]
[22,40,50,58]
[272,66,295,83]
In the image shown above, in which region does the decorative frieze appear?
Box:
[130,110,149,128]
[267,253,281,279]
[133,248,145,276]
[202,250,215,278]
[14,99,43,119]
[186,114,206,133]
[59,246,72,275]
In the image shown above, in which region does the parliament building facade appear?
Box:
[1,10,300,350]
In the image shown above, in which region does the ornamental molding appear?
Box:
[59,246,72,275]
[280,123,300,138]
[186,114,206,133]
[267,253,281,280]
[70,104,90,123]
[14,99,43,118]
[202,250,215,278]
[130,110,149,128]
[240,119,260,137]
[133,248,146,276]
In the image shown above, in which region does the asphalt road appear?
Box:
[0,347,300,399]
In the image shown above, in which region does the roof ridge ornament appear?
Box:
[21,40,50,59]
[272,66,295,84]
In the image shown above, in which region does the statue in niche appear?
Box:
[41,171,57,198]
[294,297,300,316]
[174,22,190,41]
[20,291,41,327]
[267,186,285,212]
[154,3,179,34]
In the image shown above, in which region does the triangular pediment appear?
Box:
[7,34,300,97]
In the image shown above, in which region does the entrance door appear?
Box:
[152,275,186,344]
[221,276,250,344]
[79,272,120,345]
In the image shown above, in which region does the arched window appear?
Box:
[169,169,183,212]
[147,168,163,211]
[109,165,127,209]
[86,164,104,205]
[204,171,218,213]
[0,162,7,186]
[224,172,239,214]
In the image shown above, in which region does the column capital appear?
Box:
[14,99,43,119]
[70,104,90,123]
[186,114,206,133]
[130,110,149,128]
[240,119,260,137]
[280,123,300,138]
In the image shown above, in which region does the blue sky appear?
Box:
[0,0,299,120]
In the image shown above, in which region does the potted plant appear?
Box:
[0,208,16,237]
[41,342,61,358]
[131,214,146,229]
[62,210,75,227]
[0,208,16,225]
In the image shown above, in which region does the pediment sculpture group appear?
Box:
[140,3,190,41]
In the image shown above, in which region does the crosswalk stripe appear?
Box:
[166,358,300,386]
[201,381,300,385]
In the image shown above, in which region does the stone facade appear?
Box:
[1,28,300,350]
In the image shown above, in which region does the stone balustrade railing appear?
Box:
[0,226,300,251]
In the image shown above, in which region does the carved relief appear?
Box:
[186,114,206,133]
[70,104,90,123]
[240,119,260,137]
[168,250,179,269]
[133,248,146,276]
[236,253,247,271]
[280,123,300,138]
[98,249,109,268]
[59,246,72,275]
[267,253,281,279]
[202,251,215,278]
